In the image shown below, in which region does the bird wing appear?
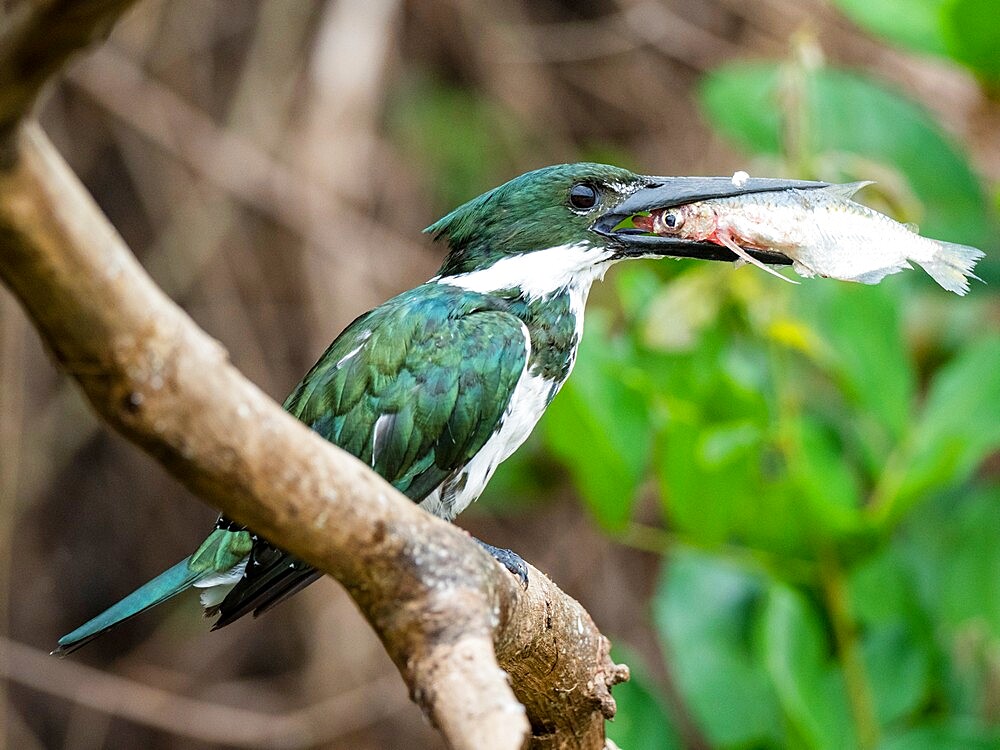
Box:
[287,283,528,495]
[212,283,529,627]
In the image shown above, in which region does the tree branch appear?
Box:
[0,2,628,748]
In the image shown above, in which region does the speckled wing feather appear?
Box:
[212,283,528,626]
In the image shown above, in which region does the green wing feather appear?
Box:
[285,283,528,498]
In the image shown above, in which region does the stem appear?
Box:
[780,31,823,180]
[819,547,880,750]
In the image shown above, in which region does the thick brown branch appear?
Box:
[0,3,628,748]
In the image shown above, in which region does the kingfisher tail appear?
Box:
[54,525,255,656]
[53,559,200,656]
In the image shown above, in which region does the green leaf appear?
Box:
[898,487,1000,715]
[794,283,913,443]
[606,648,682,750]
[849,549,933,725]
[830,0,950,56]
[879,722,1000,750]
[760,583,854,750]
[698,64,990,247]
[890,336,1000,510]
[862,624,931,726]
[787,415,866,535]
[942,0,1000,81]
[614,264,665,322]
[658,407,772,547]
[653,336,826,553]
[849,546,923,628]
[903,486,1000,637]
[543,312,651,530]
[653,551,783,747]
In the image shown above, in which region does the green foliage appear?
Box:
[759,583,855,749]
[881,337,1000,520]
[398,4,999,743]
[605,648,683,750]
[699,64,990,249]
[880,724,1000,750]
[543,311,652,530]
[832,0,1000,83]
[830,0,950,56]
[941,0,1000,82]
[654,551,783,746]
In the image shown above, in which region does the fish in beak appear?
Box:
[593,175,830,264]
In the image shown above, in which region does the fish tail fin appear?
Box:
[916,241,985,296]
[52,559,198,656]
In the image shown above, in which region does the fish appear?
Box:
[632,181,985,295]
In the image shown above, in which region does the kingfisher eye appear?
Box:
[568,183,599,211]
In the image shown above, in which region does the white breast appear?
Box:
[421,271,602,520]
[419,242,615,520]
[419,366,554,521]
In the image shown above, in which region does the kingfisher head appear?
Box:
[425,162,826,297]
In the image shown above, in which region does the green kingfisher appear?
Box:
[54,163,825,654]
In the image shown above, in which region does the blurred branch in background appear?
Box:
[0,636,407,749]
[65,45,434,317]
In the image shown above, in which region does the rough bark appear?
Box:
[0,2,628,748]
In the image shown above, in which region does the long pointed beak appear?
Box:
[592,175,829,264]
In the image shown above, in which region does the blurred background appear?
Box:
[1,0,998,747]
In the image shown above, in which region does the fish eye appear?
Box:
[663,210,684,229]
[568,183,599,211]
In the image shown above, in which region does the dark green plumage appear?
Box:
[507,292,580,381]
[284,283,526,495]
[206,285,533,626]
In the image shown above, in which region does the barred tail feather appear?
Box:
[916,241,985,296]
[53,559,197,656]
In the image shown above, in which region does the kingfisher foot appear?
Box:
[475,539,529,588]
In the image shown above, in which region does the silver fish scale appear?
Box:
[702,184,982,293]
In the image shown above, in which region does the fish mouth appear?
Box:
[592,175,830,263]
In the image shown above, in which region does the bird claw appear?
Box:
[475,539,529,588]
